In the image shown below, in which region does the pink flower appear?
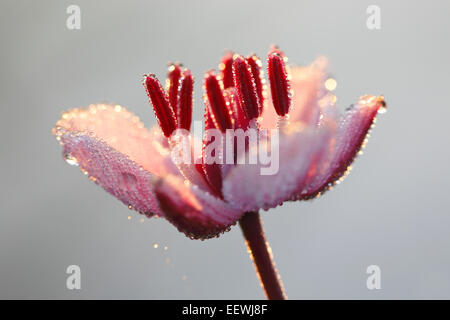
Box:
[52,48,385,241]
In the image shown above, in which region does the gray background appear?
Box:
[1,0,449,299]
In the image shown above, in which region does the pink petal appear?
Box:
[155,174,244,239]
[53,104,180,216]
[288,57,329,125]
[222,124,332,212]
[53,104,178,176]
[259,91,278,130]
[298,95,385,199]
[57,132,162,216]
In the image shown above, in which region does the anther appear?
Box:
[143,74,177,137]
[204,71,233,132]
[176,70,194,131]
[167,63,183,112]
[232,55,260,120]
[246,54,265,115]
[219,52,234,89]
[267,52,291,116]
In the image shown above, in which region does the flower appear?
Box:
[52,48,385,240]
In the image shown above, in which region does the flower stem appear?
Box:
[239,211,286,300]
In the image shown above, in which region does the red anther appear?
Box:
[267,53,291,116]
[167,63,182,112]
[219,52,234,89]
[143,74,177,137]
[204,104,217,130]
[204,71,233,132]
[246,54,264,114]
[224,88,250,129]
[200,106,224,198]
[232,55,260,120]
[176,70,193,131]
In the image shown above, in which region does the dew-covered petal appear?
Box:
[53,104,179,176]
[155,174,244,239]
[259,91,278,130]
[222,123,332,212]
[288,57,329,125]
[57,132,162,216]
[52,104,182,216]
[298,95,385,199]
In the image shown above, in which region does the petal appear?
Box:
[155,174,244,239]
[53,104,179,176]
[52,103,180,216]
[298,95,385,199]
[222,123,332,212]
[259,91,278,130]
[57,131,162,216]
[288,57,329,125]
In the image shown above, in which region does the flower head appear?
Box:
[52,48,385,240]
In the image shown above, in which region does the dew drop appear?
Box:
[325,78,337,91]
[64,152,78,166]
[377,107,387,114]
[120,172,137,186]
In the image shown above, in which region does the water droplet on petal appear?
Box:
[377,106,387,114]
[64,152,78,166]
[325,78,337,91]
[120,172,137,185]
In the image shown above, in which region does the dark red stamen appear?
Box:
[167,63,182,112]
[143,74,177,137]
[246,54,264,115]
[176,69,193,131]
[224,88,250,129]
[204,71,233,132]
[219,52,234,89]
[267,53,291,116]
[232,55,260,120]
[199,106,224,198]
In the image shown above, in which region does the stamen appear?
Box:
[232,55,260,120]
[143,74,177,137]
[224,87,249,129]
[246,54,265,113]
[219,52,234,89]
[204,71,233,132]
[167,63,182,112]
[177,69,193,131]
[267,52,291,116]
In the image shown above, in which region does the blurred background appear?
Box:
[1,0,449,299]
